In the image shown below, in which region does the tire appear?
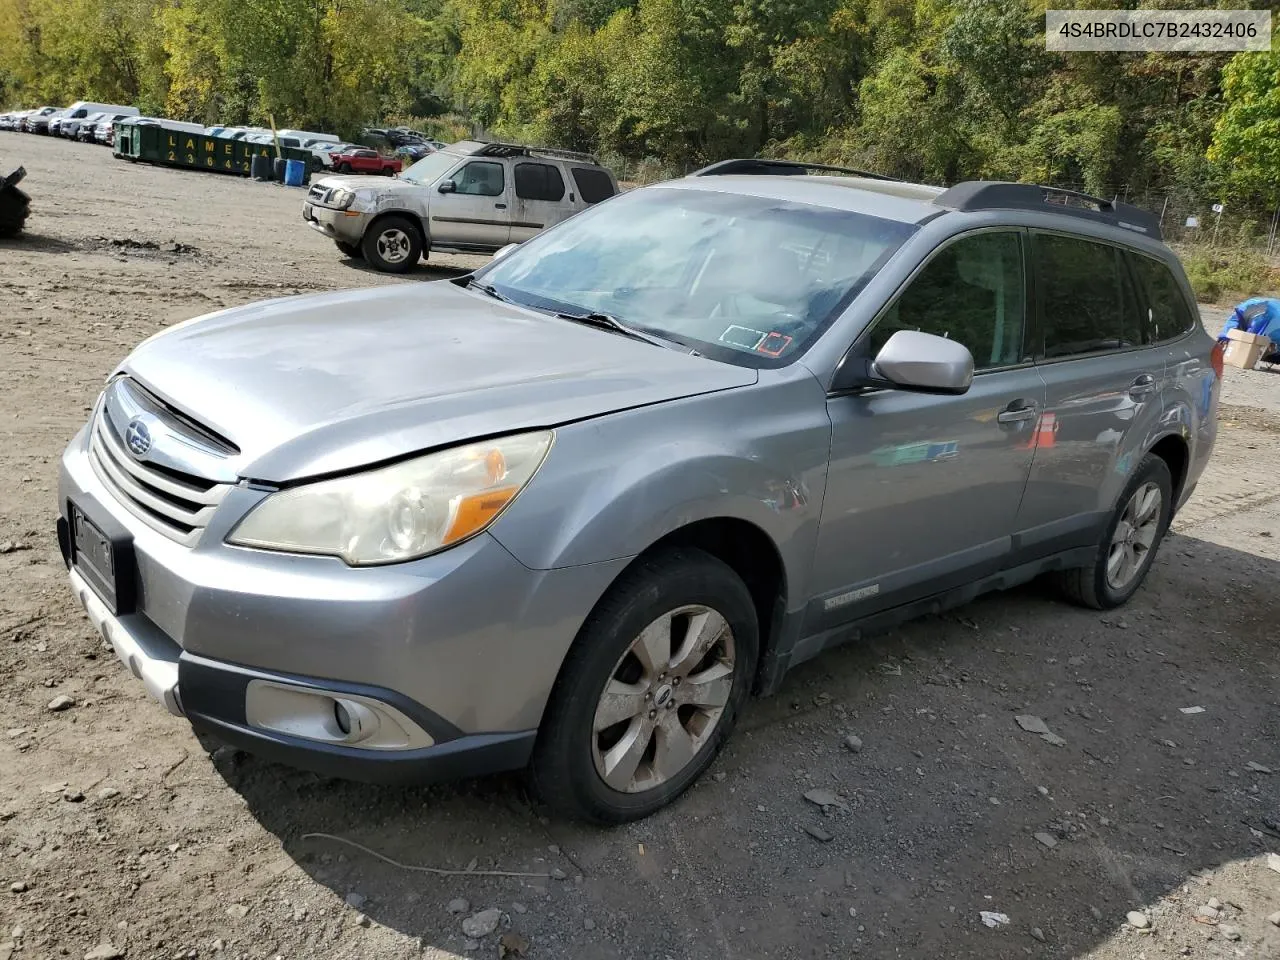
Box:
[530,547,759,824]
[334,240,363,259]
[361,216,422,273]
[1057,454,1173,610]
[0,187,30,238]
[337,162,351,174]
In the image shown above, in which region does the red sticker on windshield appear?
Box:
[756,332,792,357]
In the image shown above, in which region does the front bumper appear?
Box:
[58,425,628,783]
[304,203,368,243]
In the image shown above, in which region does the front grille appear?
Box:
[307,183,333,204]
[87,382,235,546]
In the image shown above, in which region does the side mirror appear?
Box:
[868,330,974,394]
[438,179,456,194]
[491,243,518,262]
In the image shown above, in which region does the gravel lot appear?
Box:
[2,132,1279,960]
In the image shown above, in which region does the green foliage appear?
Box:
[1209,52,1280,205]
[0,0,1269,216]
[1179,245,1280,304]
[1,0,447,138]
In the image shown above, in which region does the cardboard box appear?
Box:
[1223,328,1272,370]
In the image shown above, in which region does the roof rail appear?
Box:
[474,140,600,165]
[691,158,902,182]
[933,181,1163,240]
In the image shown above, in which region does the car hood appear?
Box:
[118,282,756,483]
[314,173,412,193]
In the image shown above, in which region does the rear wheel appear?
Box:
[334,240,362,259]
[361,216,421,273]
[530,548,758,823]
[1057,454,1173,609]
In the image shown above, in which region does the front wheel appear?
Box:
[530,548,758,823]
[361,216,421,273]
[1057,453,1173,609]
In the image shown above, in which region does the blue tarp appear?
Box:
[1216,297,1280,341]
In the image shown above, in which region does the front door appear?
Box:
[806,230,1043,633]
[429,159,512,250]
[509,161,573,243]
[1014,232,1167,555]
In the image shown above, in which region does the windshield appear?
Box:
[475,186,917,366]
[400,150,461,185]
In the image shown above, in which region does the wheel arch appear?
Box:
[365,208,427,245]
[549,516,789,713]
[1147,431,1190,503]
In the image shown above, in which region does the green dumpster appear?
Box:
[112,122,311,181]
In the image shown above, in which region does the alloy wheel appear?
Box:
[1106,481,1162,590]
[591,604,736,793]
[376,228,412,264]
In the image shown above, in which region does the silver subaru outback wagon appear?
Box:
[57,158,1220,823]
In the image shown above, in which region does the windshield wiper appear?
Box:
[556,310,696,354]
[467,278,510,303]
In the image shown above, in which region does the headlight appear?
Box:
[329,188,355,210]
[227,431,553,565]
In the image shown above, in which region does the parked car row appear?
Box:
[0,102,140,144]
[1,103,429,174]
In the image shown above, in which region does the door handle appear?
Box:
[997,399,1039,424]
[494,202,507,209]
[1129,374,1156,400]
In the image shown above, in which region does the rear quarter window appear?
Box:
[1127,252,1197,344]
[571,167,617,204]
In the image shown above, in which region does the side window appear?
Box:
[1035,234,1141,358]
[570,166,617,204]
[454,161,505,197]
[514,162,566,201]
[1127,252,1196,344]
[868,232,1026,371]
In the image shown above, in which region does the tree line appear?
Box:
[1,0,1277,211]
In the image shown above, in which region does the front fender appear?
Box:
[487,372,833,606]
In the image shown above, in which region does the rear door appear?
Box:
[509,161,572,242]
[1014,231,1166,559]
[429,158,512,249]
[1126,250,1218,499]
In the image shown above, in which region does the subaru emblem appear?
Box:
[124,418,152,457]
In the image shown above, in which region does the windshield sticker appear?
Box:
[718,325,766,350]
[756,332,793,357]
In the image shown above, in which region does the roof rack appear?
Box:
[691,158,902,182]
[472,140,600,165]
[933,181,1163,240]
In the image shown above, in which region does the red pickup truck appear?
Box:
[329,149,402,176]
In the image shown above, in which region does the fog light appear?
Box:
[244,680,434,751]
[330,698,378,744]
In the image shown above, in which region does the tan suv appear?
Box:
[303,139,620,272]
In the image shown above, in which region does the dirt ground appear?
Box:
[2,132,1279,960]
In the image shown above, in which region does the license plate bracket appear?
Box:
[68,496,137,616]
[302,202,315,222]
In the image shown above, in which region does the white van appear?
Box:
[59,101,139,122]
